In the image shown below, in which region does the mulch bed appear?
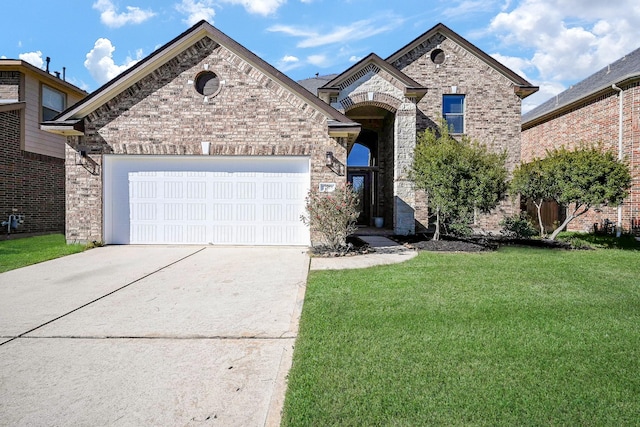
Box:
[310,234,572,257]
[391,233,572,252]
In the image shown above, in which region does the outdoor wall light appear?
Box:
[201,141,211,155]
[325,151,345,176]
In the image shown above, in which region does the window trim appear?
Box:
[442,94,465,134]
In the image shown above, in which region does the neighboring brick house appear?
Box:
[0,60,86,237]
[43,21,535,246]
[522,47,640,233]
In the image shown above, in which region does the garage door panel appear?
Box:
[105,156,310,245]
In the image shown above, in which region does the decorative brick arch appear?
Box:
[340,92,403,114]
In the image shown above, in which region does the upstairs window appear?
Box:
[443,94,465,134]
[42,85,66,121]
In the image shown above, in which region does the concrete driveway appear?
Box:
[0,245,309,426]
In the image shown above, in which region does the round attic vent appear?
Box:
[194,71,221,97]
[430,49,446,65]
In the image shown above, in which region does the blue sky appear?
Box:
[2,0,640,113]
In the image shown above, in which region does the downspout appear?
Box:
[612,84,623,237]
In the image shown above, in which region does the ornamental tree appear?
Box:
[511,146,632,240]
[547,146,631,240]
[300,182,360,250]
[411,120,508,240]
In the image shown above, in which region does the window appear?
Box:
[194,71,221,97]
[42,85,65,121]
[443,94,465,134]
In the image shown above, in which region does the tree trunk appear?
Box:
[534,200,545,237]
[549,214,574,240]
[434,207,441,241]
[548,204,590,240]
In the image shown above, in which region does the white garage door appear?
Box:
[103,155,310,245]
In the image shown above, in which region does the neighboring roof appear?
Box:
[522,46,640,128]
[386,23,538,99]
[0,101,26,113]
[49,20,356,128]
[0,59,87,97]
[298,74,338,95]
[318,53,428,100]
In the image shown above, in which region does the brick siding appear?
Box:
[1,109,65,235]
[522,82,640,232]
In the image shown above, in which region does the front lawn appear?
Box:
[282,247,640,426]
[0,234,86,273]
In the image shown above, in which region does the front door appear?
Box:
[348,170,373,225]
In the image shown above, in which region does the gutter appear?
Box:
[612,84,623,237]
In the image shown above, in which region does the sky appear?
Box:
[2,0,640,114]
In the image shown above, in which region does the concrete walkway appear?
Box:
[0,246,308,427]
[310,235,418,270]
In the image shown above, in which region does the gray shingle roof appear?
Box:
[297,74,338,96]
[522,45,640,125]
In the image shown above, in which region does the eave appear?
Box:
[328,121,361,144]
[40,119,85,136]
[0,101,25,113]
[522,73,640,130]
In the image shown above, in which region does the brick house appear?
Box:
[43,21,536,246]
[1,60,86,237]
[521,47,640,233]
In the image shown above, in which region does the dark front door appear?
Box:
[348,171,373,226]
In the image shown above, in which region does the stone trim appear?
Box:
[341,92,403,113]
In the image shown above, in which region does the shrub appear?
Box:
[500,213,538,239]
[301,183,360,250]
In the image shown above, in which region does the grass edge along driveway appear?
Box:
[0,234,86,273]
[282,247,640,426]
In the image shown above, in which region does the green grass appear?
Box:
[0,234,86,273]
[282,248,640,426]
[557,231,640,250]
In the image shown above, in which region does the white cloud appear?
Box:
[307,54,329,67]
[93,0,155,28]
[276,55,302,72]
[175,0,215,25]
[521,80,565,114]
[84,38,142,85]
[268,14,403,48]
[220,0,286,16]
[18,51,44,69]
[349,55,363,63]
[490,0,640,83]
[490,53,533,80]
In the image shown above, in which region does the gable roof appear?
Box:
[522,46,640,128]
[386,23,538,99]
[318,53,428,100]
[46,21,356,130]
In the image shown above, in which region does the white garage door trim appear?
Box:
[103,155,310,246]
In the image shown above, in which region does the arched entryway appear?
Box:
[346,104,395,228]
